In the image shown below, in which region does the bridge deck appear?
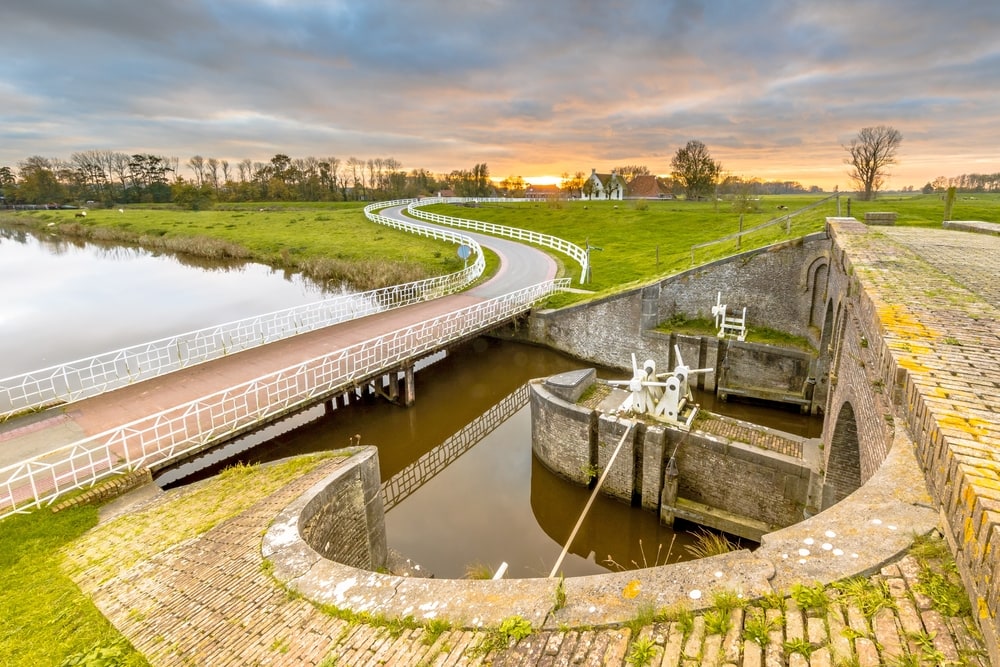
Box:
[0,293,483,471]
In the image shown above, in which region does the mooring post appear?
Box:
[402,364,415,407]
[659,456,679,527]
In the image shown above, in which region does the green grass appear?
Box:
[0,506,148,666]
[417,197,834,298]
[416,193,1000,307]
[0,454,335,667]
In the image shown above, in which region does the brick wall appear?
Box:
[298,447,387,571]
[531,381,812,534]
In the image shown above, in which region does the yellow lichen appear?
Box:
[622,580,641,599]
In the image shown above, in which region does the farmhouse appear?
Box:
[583,168,627,200]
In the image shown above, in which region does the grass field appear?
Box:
[415,192,999,306]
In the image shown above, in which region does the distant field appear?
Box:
[414,193,999,305]
[4,192,996,300]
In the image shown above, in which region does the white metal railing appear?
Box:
[382,383,529,511]
[0,203,485,419]
[406,197,590,283]
[0,279,569,518]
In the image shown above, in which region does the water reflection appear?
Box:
[0,225,333,376]
[2,224,821,579]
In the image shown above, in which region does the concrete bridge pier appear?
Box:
[402,364,415,407]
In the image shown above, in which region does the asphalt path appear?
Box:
[379,204,559,297]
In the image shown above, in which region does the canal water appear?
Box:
[1,225,822,579]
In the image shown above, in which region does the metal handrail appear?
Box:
[0,202,485,419]
[0,279,569,518]
[406,197,590,283]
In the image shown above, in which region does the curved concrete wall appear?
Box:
[262,438,934,630]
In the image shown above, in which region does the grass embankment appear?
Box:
[0,454,336,667]
[418,192,1000,308]
[1,204,468,291]
[418,196,835,307]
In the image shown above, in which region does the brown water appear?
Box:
[161,337,819,579]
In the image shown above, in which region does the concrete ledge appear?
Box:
[864,211,897,225]
[262,424,936,630]
[943,220,1000,235]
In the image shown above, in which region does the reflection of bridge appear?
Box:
[381,383,529,512]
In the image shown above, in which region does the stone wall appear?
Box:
[519,232,830,375]
[531,379,812,538]
[673,432,812,531]
[295,447,387,571]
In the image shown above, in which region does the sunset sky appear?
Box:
[2,0,998,191]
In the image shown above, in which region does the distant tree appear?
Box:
[670,140,721,199]
[206,158,220,193]
[499,175,526,197]
[472,163,491,197]
[17,156,65,204]
[187,155,206,187]
[844,125,902,201]
[0,166,14,202]
[171,180,215,210]
[559,171,585,199]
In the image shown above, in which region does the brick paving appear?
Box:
[694,415,803,459]
[69,458,989,666]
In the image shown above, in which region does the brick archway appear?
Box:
[823,400,862,509]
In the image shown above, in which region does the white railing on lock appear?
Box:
[0,202,485,419]
[405,197,590,284]
[0,279,569,518]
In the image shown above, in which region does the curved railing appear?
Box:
[0,202,485,419]
[0,279,569,518]
[406,197,590,283]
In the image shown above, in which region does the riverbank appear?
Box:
[0,206,458,291]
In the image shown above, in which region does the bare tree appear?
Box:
[238,159,252,183]
[187,155,206,186]
[206,157,220,191]
[844,125,902,200]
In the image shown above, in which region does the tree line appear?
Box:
[0,152,499,207]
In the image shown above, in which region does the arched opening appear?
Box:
[807,258,829,328]
[823,401,862,509]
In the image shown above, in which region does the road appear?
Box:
[379,203,558,297]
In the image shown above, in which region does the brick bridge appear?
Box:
[521,218,1000,660]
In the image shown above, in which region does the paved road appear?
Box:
[380,203,560,297]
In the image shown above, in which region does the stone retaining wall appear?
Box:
[266,446,387,572]
[518,233,829,375]
[529,378,814,540]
